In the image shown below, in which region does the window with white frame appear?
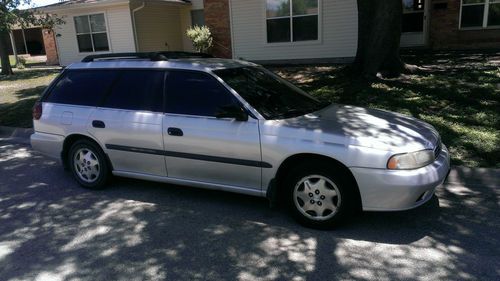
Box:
[266,0,319,43]
[74,14,109,52]
[460,0,500,28]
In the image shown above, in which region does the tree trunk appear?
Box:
[354,0,405,78]
[0,30,13,75]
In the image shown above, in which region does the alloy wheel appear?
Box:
[73,148,100,183]
[293,175,341,221]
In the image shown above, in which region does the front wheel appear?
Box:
[68,139,109,189]
[285,163,352,229]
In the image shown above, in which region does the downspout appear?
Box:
[228,0,235,59]
[131,1,145,52]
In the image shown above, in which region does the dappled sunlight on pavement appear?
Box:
[0,142,498,280]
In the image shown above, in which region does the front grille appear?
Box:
[434,142,442,159]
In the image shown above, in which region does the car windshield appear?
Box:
[214,66,329,119]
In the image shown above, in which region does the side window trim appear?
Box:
[164,69,245,118]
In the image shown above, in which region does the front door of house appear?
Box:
[401,0,428,47]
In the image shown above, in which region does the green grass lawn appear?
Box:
[271,52,500,168]
[9,55,46,67]
[0,52,498,168]
[0,68,60,128]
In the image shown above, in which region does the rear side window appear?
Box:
[165,71,238,117]
[45,70,116,106]
[102,70,165,112]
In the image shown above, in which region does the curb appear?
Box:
[0,126,33,145]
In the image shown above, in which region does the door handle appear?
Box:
[92,120,105,128]
[167,127,183,136]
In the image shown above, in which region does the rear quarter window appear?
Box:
[44,70,117,106]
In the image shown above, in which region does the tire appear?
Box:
[68,139,109,189]
[284,162,354,229]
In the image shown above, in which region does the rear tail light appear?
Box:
[32,102,42,120]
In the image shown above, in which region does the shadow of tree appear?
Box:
[270,52,500,168]
[0,143,498,280]
[0,95,40,128]
[1,68,61,128]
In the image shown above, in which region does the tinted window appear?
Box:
[102,70,164,112]
[165,71,238,117]
[46,70,116,106]
[214,67,327,119]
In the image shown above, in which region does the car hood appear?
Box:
[264,104,440,152]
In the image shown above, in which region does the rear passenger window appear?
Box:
[102,70,164,112]
[46,70,116,106]
[165,71,238,117]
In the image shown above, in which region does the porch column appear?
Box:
[21,28,28,54]
[42,29,59,65]
[9,31,18,66]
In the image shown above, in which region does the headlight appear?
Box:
[387,149,435,170]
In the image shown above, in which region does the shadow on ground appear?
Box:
[0,143,498,280]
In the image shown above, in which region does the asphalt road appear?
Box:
[0,140,499,281]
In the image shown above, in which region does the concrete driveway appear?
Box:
[0,140,499,281]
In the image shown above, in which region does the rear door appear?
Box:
[87,69,167,176]
[162,70,262,190]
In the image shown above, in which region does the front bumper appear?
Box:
[350,144,450,211]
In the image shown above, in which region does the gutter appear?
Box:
[38,0,130,13]
[131,1,145,52]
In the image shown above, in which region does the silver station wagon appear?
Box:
[31,52,450,228]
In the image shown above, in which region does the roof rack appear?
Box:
[81,51,213,63]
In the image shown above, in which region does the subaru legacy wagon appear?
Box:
[31,52,450,228]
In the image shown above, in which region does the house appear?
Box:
[36,0,500,66]
[36,0,202,66]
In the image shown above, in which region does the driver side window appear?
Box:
[165,70,239,117]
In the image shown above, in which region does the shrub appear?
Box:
[186,25,213,53]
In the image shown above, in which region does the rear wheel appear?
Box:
[68,139,109,189]
[285,163,352,229]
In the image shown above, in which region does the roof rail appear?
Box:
[81,51,213,63]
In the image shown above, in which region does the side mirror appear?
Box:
[215,105,249,121]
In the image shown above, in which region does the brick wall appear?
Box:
[42,29,59,65]
[203,0,232,58]
[429,0,500,49]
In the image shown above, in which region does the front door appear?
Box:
[162,70,262,190]
[401,0,428,47]
[88,69,167,177]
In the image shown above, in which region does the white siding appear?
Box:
[54,4,135,66]
[230,0,358,61]
[134,3,185,52]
